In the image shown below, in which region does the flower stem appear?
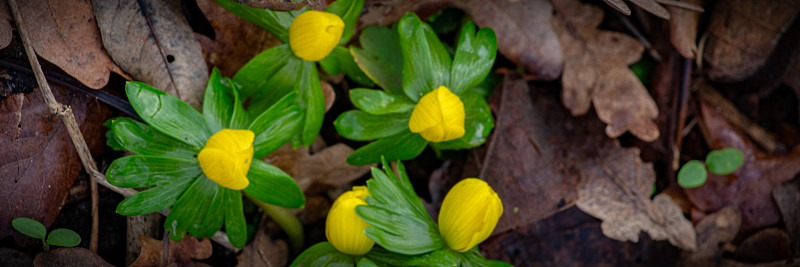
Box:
[244,193,304,254]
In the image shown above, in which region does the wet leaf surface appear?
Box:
[130,235,212,267]
[551,0,660,141]
[93,0,208,108]
[0,83,108,245]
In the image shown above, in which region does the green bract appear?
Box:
[105,69,305,249]
[337,13,497,165]
[216,0,372,146]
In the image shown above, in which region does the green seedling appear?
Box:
[12,217,81,251]
[678,148,745,189]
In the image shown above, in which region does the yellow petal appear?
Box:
[326,186,374,255]
[289,10,344,61]
[438,178,503,252]
[408,86,465,143]
[198,129,255,190]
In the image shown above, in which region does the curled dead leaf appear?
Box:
[666,0,701,58]
[263,139,372,192]
[680,206,741,266]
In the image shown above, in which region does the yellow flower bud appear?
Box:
[197,129,255,190]
[408,86,465,142]
[438,178,503,252]
[326,186,374,255]
[288,10,344,61]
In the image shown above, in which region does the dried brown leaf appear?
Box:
[0,83,108,244]
[264,140,373,192]
[666,0,701,58]
[2,0,126,89]
[196,0,279,77]
[232,0,306,11]
[680,206,741,266]
[685,97,800,234]
[773,181,800,254]
[130,236,212,267]
[551,0,660,142]
[601,0,670,19]
[237,215,288,267]
[33,247,113,267]
[703,0,800,82]
[733,228,793,263]
[452,0,563,80]
[0,2,11,50]
[93,0,208,108]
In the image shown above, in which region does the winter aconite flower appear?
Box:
[326,186,374,255]
[197,129,255,190]
[408,86,465,142]
[105,69,305,249]
[289,11,345,61]
[335,14,497,165]
[438,178,503,252]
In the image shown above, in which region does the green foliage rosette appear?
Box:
[105,69,305,248]
[215,0,371,146]
[336,13,497,165]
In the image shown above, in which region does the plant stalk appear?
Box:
[244,193,304,255]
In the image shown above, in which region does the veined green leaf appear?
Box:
[125,82,211,150]
[350,26,403,95]
[346,130,427,165]
[228,77,251,129]
[297,60,325,146]
[398,13,451,102]
[203,68,234,132]
[224,189,247,249]
[249,92,303,158]
[430,92,494,150]
[356,161,444,255]
[214,0,294,43]
[325,0,364,44]
[198,187,226,238]
[244,160,305,209]
[116,177,194,216]
[106,155,200,188]
[322,47,374,86]
[349,89,414,115]
[450,22,497,95]
[334,110,410,141]
[290,242,357,267]
[365,248,457,267]
[234,44,296,100]
[110,118,197,158]
[166,177,219,240]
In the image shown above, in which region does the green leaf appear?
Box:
[334,111,410,141]
[110,118,198,158]
[325,0,364,44]
[319,53,342,76]
[249,92,303,158]
[454,248,499,267]
[677,160,708,189]
[166,178,219,240]
[224,189,247,249]
[204,68,234,132]
[429,92,493,150]
[126,82,211,150]
[106,156,201,188]
[428,8,464,35]
[228,77,251,129]
[234,44,296,100]
[349,89,414,115]
[11,218,46,239]
[351,26,403,95]
[198,188,226,238]
[366,248,457,267]
[467,72,500,99]
[346,130,428,165]
[116,177,194,216]
[214,0,293,43]
[357,258,379,267]
[46,229,81,247]
[244,160,305,209]
[398,13,452,102]
[104,119,125,151]
[450,22,497,95]
[356,161,444,255]
[290,242,356,267]
[297,60,325,146]
[329,47,375,86]
[705,148,744,175]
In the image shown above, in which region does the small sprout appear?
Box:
[408,86,466,143]
[705,148,744,175]
[326,186,374,255]
[12,217,81,251]
[678,160,707,188]
[438,178,503,252]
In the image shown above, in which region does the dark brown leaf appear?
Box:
[0,247,33,267]
[130,236,212,267]
[680,206,741,266]
[773,180,800,254]
[33,247,113,267]
[264,139,373,192]
[93,0,208,108]
[0,1,11,50]
[733,228,793,263]
[551,0,660,141]
[2,0,126,89]
[237,215,288,267]
[0,83,109,244]
[451,0,563,80]
[232,0,306,11]
[684,96,800,235]
[666,0,701,58]
[196,0,280,77]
